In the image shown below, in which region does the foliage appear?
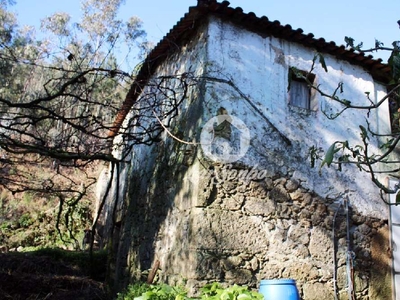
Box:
[118,283,188,300]
[0,185,93,250]
[200,282,263,300]
[18,212,34,228]
[117,282,264,300]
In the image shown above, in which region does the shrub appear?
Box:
[117,283,188,300]
[18,213,34,228]
[117,282,263,300]
[200,282,263,300]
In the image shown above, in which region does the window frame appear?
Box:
[288,68,317,111]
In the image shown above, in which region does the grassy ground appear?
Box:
[0,248,110,300]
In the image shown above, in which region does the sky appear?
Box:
[10,0,400,62]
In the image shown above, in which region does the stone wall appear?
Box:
[151,162,392,299]
[98,151,392,299]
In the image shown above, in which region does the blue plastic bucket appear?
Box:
[259,279,300,300]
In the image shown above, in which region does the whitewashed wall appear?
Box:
[202,17,390,219]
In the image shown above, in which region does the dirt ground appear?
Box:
[0,250,110,300]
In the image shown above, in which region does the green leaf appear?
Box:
[396,191,400,204]
[379,138,394,150]
[342,99,351,106]
[359,125,369,140]
[392,41,400,51]
[318,53,328,72]
[390,52,400,81]
[375,39,384,49]
[345,36,354,48]
[237,294,252,300]
[354,42,363,50]
[321,142,338,168]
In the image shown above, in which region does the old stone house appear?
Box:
[97,1,398,299]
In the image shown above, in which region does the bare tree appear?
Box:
[0,0,151,246]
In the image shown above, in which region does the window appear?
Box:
[288,68,316,110]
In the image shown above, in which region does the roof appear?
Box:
[109,0,392,138]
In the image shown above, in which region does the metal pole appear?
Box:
[345,197,355,300]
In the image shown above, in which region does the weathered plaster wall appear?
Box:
[204,17,390,219]
[98,17,393,299]
[98,22,211,292]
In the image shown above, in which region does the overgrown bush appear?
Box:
[18,213,34,228]
[200,282,264,300]
[0,187,94,250]
[117,282,264,300]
